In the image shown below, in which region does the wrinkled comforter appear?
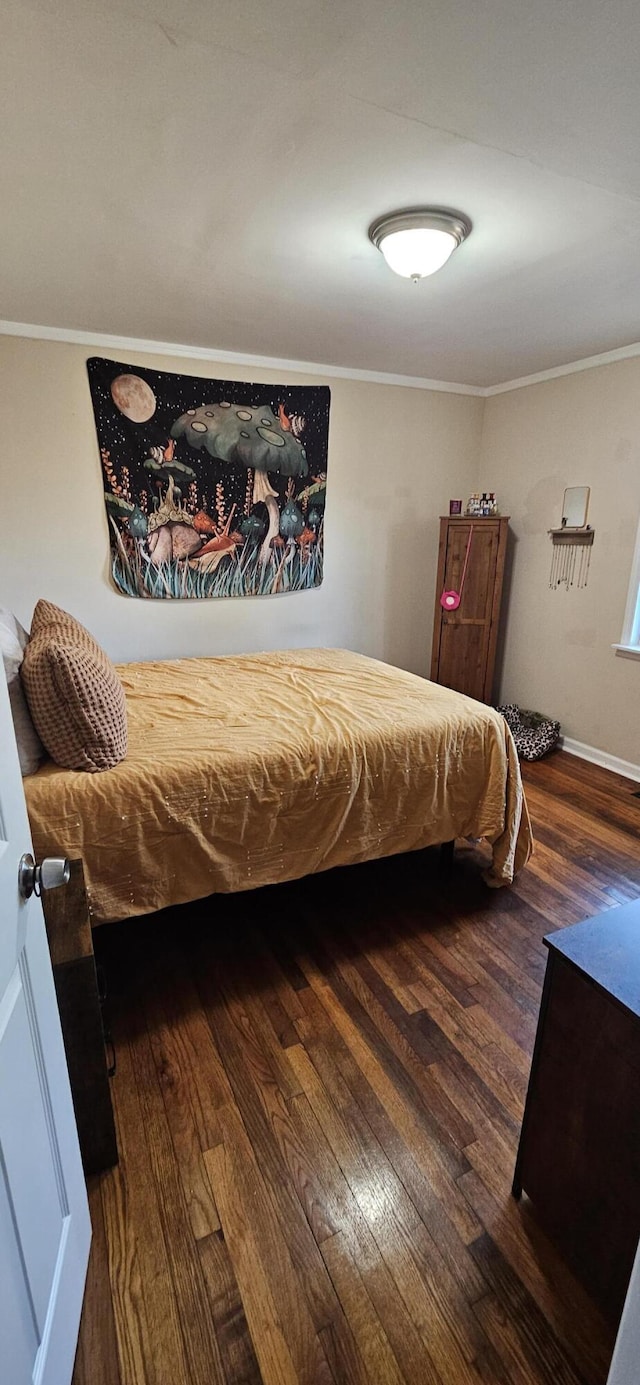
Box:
[25,648,532,924]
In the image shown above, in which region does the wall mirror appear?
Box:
[561,485,590,529]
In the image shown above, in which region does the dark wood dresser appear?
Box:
[513,899,640,1325]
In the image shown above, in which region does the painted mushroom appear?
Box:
[171,402,308,563]
[104,492,134,523]
[279,498,304,559]
[239,512,266,544]
[279,498,304,540]
[146,476,202,564]
[297,478,326,531]
[143,450,196,506]
[128,506,148,539]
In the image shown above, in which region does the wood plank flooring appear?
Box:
[73,750,640,1385]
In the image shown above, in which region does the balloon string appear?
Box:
[458,525,474,598]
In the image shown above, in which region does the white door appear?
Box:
[607,1241,640,1384]
[0,668,91,1384]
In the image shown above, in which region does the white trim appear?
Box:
[3,318,640,397]
[561,736,640,784]
[484,339,640,396]
[0,319,484,396]
[612,644,640,661]
[617,509,640,649]
[607,1240,640,1385]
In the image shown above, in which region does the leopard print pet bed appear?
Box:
[496,704,561,761]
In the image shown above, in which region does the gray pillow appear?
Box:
[0,608,45,776]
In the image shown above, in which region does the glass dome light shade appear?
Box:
[378,227,457,279]
[368,208,471,281]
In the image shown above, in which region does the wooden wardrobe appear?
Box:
[430,515,509,703]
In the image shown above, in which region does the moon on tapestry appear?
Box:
[110,373,157,422]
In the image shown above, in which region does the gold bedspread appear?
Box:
[24,648,532,925]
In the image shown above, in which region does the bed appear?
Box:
[24,647,532,926]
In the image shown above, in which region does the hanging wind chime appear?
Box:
[548,486,594,589]
[548,532,593,590]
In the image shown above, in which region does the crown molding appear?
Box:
[484,339,640,396]
[0,319,484,396]
[3,317,640,398]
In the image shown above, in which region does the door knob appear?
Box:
[18,853,71,901]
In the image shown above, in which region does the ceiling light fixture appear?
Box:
[368,207,472,282]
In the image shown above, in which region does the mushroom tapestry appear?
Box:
[87,358,331,599]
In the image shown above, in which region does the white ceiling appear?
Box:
[4,0,640,387]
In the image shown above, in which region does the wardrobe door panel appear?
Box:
[430,516,509,703]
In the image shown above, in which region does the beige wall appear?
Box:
[4,333,639,764]
[0,336,482,674]
[479,360,640,764]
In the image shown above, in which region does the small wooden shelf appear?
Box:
[548,527,594,541]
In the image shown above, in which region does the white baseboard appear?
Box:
[561,736,640,784]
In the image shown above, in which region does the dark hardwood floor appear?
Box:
[72,750,640,1385]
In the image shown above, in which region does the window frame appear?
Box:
[613,515,640,659]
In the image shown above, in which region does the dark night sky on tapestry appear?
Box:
[86,357,330,600]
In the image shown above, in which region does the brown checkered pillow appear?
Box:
[21,600,127,772]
